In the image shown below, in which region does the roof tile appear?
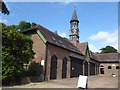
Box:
[94,53,120,62]
[77,42,88,55]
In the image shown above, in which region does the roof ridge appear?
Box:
[95,53,119,55]
[37,25,66,39]
[79,42,88,44]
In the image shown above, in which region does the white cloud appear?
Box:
[58,31,66,37]
[62,0,74,4]
[89,31,109,40]
[89,43,100,52]
[105,31,118,44]
[89,30,118,50]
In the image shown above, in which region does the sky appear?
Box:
[1,2,118,52]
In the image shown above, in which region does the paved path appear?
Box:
[5,75,118,88]
[88,75,118,88]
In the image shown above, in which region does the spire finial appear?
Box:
[71,3,78,22]
[74,3,76,10]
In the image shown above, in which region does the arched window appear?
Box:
[100,65,104,74]
[108,66,112,69]
[62,58,67,79]
[100,65,104,68]
[116,66,119,69]
[50,55,58,80]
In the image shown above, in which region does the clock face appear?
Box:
[70,29,76,35]
[73,29,76,33]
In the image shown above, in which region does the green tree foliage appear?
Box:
[18,21,31,31]
[2,23,34,84]
[9,24,19,30]
[63,37,69,41]
[0,61,2,86]
[17,21,39,31]
[31,22,37,27]
[100,46,117,53]
[0,1,10,15]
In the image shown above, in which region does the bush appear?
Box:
[2,23,34,85]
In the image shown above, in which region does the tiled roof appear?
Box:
[77,42,88,55]
[94,53,120,62]
[77,42,99,62]
[23,25,83,55]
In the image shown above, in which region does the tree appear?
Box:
[100,46,117,53]
[31,22,37,27]
[63,37,69,41]
[0,0,10,15]
[2,23,34,84]
[18,21,31,31]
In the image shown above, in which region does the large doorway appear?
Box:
[90,63,95,75]
[100,65,104,74]
[50,55,57,80]
[62,58,67,79]
[84,61,88,76]
[70,57,83,78]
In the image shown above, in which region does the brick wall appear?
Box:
[25,33,46,83]
[100,63,119,76]
[45,43,71,81]
[32,33,46,62]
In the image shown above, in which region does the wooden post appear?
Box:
[95,64,97,75]
[83,62,85,75]
[88,62,90,76]
[67,58,71,78]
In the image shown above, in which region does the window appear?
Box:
[59,40,62,43]
[70,45,73,49]
[51,36,58,43]
[116,66,119,69]
[62,44,66,47]
[108,66,112,69]
[51,36,56,41]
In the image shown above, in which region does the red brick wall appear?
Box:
[100,63,119,76]
[32,33,46,62]
[70,40,79,47]
[28,33,46,82]
[45,43,71,80]
[44,42,87,81]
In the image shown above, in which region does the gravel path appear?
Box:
[4,75,118,88]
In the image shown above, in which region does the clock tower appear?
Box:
[69,6,79,46]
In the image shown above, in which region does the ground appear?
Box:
[3,75,118,88]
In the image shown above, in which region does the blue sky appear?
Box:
[1,2,118,52]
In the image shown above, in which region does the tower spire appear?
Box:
[69,5,80,46]
[70,4,79,23]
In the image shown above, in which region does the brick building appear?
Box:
[94,53,119,76]
[22,7,119,82]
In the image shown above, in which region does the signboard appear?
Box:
[77,75,88,88]
[41,60,44,66]
[112,64,115,66]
